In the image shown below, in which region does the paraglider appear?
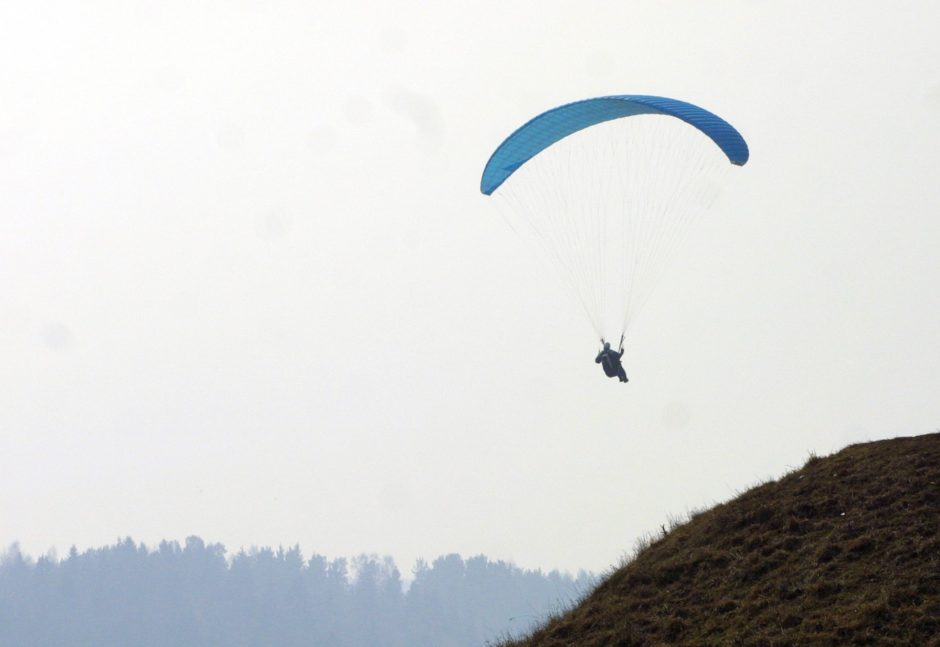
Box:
[480,95,749,382]
[596,336,628,383]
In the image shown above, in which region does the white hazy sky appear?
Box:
[2,1,939,575]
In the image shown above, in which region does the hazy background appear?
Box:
[2,1,939,575]
[0,538,595,646]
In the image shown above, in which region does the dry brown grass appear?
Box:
[499,433,940,646]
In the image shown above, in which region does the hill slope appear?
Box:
[502,433,940,647]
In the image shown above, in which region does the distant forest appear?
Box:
[0,537,594,647]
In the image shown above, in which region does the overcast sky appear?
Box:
[3,1,939,575]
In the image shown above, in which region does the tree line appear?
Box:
[0,537,594,647]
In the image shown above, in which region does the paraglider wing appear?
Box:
[480,95,749,196]
[479,94,749,340]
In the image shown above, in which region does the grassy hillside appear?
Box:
[500,433,939,647]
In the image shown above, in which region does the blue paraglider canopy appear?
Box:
[481,95,749,195]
